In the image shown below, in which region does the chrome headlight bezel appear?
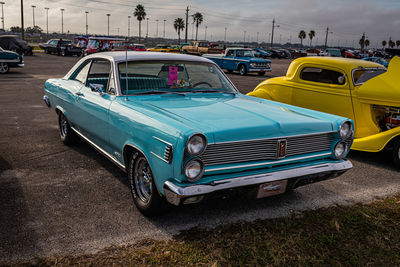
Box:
[334,142,347,159]
[186,133,207,156]
[339,121,353,140]
[184,158,205,182]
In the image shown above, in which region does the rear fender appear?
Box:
[246,88,273,100]
[352,127,400,152]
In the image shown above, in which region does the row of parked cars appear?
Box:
[42,46,400,215]
[0,35,33,73]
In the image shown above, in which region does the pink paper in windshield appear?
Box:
[168,66,178,85]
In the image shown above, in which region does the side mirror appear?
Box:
[89,83,105,95]
[338,76,345,85]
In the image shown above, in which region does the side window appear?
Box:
[226,50,234,56]
[87,59,113,94]
[73,61,91,84]
[300,67,345,85]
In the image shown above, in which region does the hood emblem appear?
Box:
[276,139,287,159]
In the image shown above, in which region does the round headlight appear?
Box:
[334,142,347,159]
[340,121,353,139]
[186,134,207,156]
[184,159,204,182]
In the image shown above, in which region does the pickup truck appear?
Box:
[204,48,272,76]
[39,39,82,56]
[181,41,222,55]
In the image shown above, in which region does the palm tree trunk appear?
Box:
[195,24,198,41]
[310,39,312,47]
[300,39,303,49]
[139,21,141,42]
[178,31,180,44]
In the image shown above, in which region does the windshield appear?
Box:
[352,68,386,85]
[118,61,237,95]
[236,50,255,57]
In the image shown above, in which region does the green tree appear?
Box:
[308,30,315,47]
[388,39,395,48]
[382,40,387,48]
[174,18,185,44]
[134,4,146,43]
[365,39,370,48]
[396,40,400,48]
[192,12,203,41]
[298,30,306,48]
[10,26,22,32]
[26,26,43,34]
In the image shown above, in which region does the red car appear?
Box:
[344,50,360,59]
[83,37,125,56]
[111,41,147,51]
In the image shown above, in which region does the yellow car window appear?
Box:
[300,67,345,85]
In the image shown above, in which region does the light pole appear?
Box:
[60,8,64,34]
[243,30,246,42]
[85,11,88,35]
[163,19,166,38]
[44,7,49,34]
[224,27,227,43]
[128,15,131,37]
[270,18,279,48]
[146,18,149,39]
[21,0,24,40]
[155,19,158,37]
[106,13,110,36]
[31,5,35,27]
[256,31,259,44]
[204,25,207,40]
[0,2,5,31]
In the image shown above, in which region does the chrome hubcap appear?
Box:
[0,63,8,73]
[59,115,68,137]
[134,158,153,203]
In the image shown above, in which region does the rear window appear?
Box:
[300,67,345,85]
[352,68,386,85]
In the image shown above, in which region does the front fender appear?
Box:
[352,127,400,152]
[246,88,273,100]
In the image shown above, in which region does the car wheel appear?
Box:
[258,71,265,76]
[45,49,50,54]
[392,139,400,169]
[61,50,66,57]
[128,153,167,216]
[58,112,78,145]
[239,64,247,76]
[0,63,9,74]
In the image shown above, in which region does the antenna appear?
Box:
[125,46,129,101]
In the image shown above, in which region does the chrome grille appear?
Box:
[200,132,334,166]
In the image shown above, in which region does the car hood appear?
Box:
[357,56,400,106]
[133,94,336,143]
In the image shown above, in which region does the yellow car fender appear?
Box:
[352,127,400,152]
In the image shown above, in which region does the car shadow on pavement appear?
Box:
[0,156,42,263]
[348,149,398,171]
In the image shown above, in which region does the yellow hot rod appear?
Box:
[248,56,400,167]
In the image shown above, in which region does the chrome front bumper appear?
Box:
[164,160,352,206]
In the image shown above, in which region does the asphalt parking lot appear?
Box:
[0,53,399,263]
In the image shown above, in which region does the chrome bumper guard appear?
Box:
[164,160,352,206]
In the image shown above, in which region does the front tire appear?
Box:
[0,63,9,74]
[128,153,166,215]
[58,112,78,145]
[61,50,66,57]
[392,139,400,169]
[258,71,265,76]
[239,64,247,76]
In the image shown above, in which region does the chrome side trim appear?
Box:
[70,127,126,171]
[204,152,332,173]
[212,131,336,145]
[152,136,173,147]
[164,160,353,205]
[151,151,170,163]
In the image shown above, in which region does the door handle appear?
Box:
[75,92,84,96]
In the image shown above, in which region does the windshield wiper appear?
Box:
[184,89,236,94]
[133,90,186,96]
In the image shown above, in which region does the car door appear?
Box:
[74,58,116,152]
[290,65,355,121]
[223,49,236,70]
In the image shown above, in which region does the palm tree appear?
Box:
[365,39,370,48]
[192,12,203,41]
[359,38,365,49]
[382,40,387,49]
[396,40,400,48]
[174,18,185,44]
[389,39,395,48]
[308,30,315,47]
[298,30,306,48]
[134,4,146,42]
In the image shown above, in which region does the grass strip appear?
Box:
[10,194,400,267]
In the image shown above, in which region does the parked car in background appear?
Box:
[266,49,284,59]
[39,39,82,56]
[319,48,341,57]
[110,41,147,51]
[375,50,391,59]
[344,50,360,58]
[204,47,271,75]
[0,47,24,74]
[0,35,33,56]
[253,48,271,58]
[279,49,291,59]
[248,56,400,167]
[181,41,222,55]
[43,52,353,215]
[362,57,389,68]
[290,49,308,58]
[147,44,179,53]
[83,36,125,55]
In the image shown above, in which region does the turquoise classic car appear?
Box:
[0,47,24,74]
[43,52,353,215]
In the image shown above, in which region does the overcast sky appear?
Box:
[2,0,400,47]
